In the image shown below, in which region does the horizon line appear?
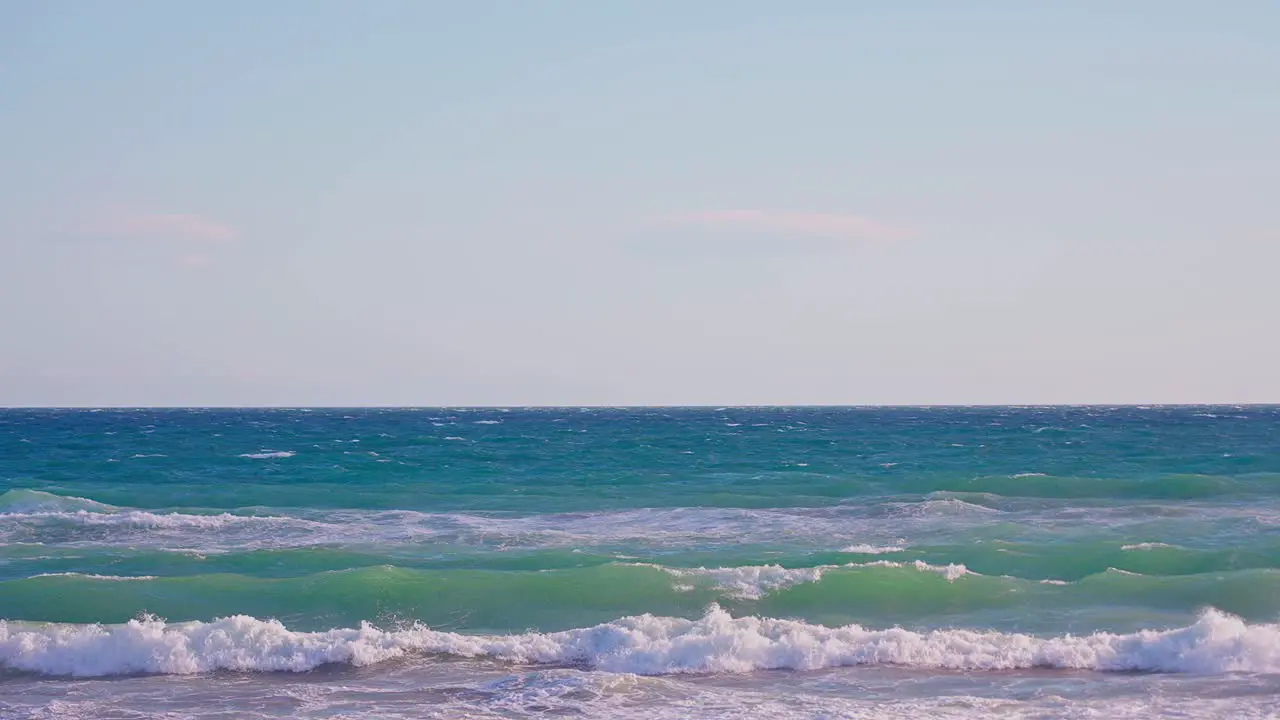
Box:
[1,403,1276,410]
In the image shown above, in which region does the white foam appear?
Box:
[29,573,157,581]
[661,565,825,599]
[1122,542,1176,551]
[467,674,1275,720]
[238,451,296,459]
[840,544,906,554]
[652,560,971,599]
[2,607,1277,678]
[846,560,970,582]
[886,498,999,517]
[912,560,970,582]
[5,509,302,530]
[0,495,1006,557]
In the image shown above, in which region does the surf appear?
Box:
[2,606,1278,678]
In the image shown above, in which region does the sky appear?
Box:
[1,1,1278,406]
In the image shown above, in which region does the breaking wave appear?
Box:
[2,606,1276,678]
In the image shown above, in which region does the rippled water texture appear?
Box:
[2,407,1278,718]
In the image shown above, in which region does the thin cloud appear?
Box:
[662,210,906,240]
[91,211,238,242]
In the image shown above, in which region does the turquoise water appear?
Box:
[2,407,1279,718]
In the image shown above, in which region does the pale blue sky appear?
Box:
[2,1,1278,406]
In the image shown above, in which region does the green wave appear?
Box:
[4,562,1278,634]
[0,564,713,632]
[0,546,628,582]
[814,541,1280,582]
[759,566,1280,625]
[4,539,1278,587]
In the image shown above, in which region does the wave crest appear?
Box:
[1,607,1276,678]
[0,490,309,531]
[655,560,972,599]
[0,489,115,514]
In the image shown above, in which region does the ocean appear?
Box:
[1,406,1278,719]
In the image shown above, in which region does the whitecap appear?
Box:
[647,560,970,600]
[28,573,158,581]
[2,607,1275,677]
[1122,542,1176,551]
[839,544,906,554]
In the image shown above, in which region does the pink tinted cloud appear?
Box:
[93,211,238,242]
[664,210,906,240]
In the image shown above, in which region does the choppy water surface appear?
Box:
[2,407,1278,718]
